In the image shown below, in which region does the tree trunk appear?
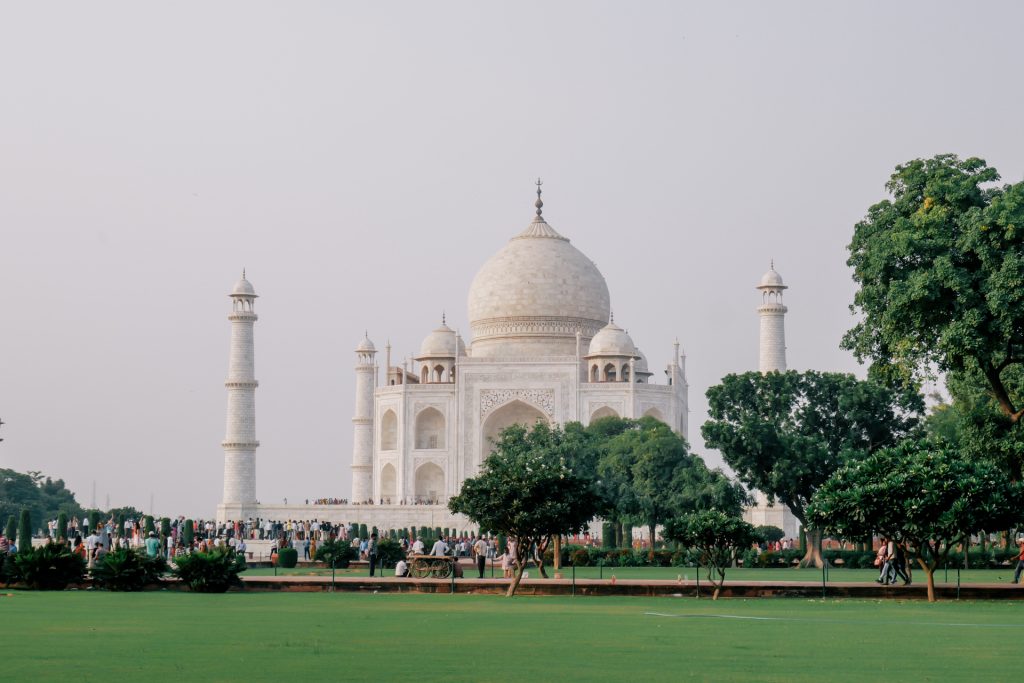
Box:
[615,522,623,549]
[553,535,561,571]
[506,558,527,597]
[649,524,657,551]
[917,557,937,602]
[799,528,826,568]
[535,537,549,579]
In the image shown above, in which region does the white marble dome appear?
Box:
[587,321,636,357]
[417,323,458,358]
[231,276,256,297]
[468,214,610,357]
[355,334,376,353]
[758,266,786,289]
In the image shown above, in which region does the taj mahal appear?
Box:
[216,184,795,536]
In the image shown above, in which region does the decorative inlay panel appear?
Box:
[479,388,555,418]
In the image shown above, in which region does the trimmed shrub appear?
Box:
[601,522,615,549]
[4,515,16,544]
[92,548,166,591]
[160,518,171,540]
[183,519,195,546]
[12,542,86,590]
[315,539,356,568]
[434,526,443,540]
[376,538,405,568]
[277,547,298,568]
[172,547,246,592]
[18,509,33,554]
[57,512,68,541]
[348,523,359,541]
[144,516,155,535]
[89,511,101,532]
[358,523,369,540]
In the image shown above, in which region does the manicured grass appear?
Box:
[2,591,1022,682]
[247,563,1020,584]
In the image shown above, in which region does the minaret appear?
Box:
[757,261,788,372]
[221,271,259,518]
[351,333,376,503]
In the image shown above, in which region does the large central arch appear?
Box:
[482,399,549,453]
[414,407,446,449]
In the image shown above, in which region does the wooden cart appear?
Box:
[408,554,455,578]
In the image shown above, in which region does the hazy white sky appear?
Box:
[2,2,1022,517]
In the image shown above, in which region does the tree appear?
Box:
[183,519,195,547]
[56,512,68,541]
[0,468,84,532]
[664,510,756,600]
[843,154,1024,478]
[754,525,785,545]
[703,370,921,567]
[4,515,16,544]
[809,439,1024,601]
[449,422,600,596]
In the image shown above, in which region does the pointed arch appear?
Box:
[603,363,617,382]
[421,366,430,384]
[590,364,599,383]
[590,406,620,423]
[643,407,666,423]
[482,399,548,452]
[380,409,398,450]
[380,463,397,501]
[414,462,445,502]
[415,407,446,449]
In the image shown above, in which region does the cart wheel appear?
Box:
[411,561,430,578]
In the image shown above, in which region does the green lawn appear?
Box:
[2,591,1021,682]
[247,563,1020,584]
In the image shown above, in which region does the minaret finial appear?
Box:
[242,268,246,280]
[442,311,446,326]
[610,309,615,324]
[534,177,544,218]
[770,258,774,270]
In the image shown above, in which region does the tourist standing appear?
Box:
[473,536,488,578]
[1013,539,1024,584]
[367,533,379,577]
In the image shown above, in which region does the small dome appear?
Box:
[635,349,649,373]
[231,276,257,297]
[758,266,786,289]
[417,323,457,359]
[586,321,636,357]
[356,334,376,353]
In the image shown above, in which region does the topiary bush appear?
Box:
[315,539,356,568]
[172,547,246,592]
[12,542,86,590]
[92,548,167,591]
[375,538,405,568]
[18,509,33,554]
[57,512,68,541]
[183,519,195,546]
[277,547,298,568]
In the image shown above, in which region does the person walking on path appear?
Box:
[473,536,488,578]
[367,533,379,577]
[1013,539,1024,584]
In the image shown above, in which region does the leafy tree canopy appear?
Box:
[0,469,84,531]
[843,154,1024,476]
[808,439,1024,601]
[663,509,756,600]
[449,422,600,596]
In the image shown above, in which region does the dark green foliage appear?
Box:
[91,548,167,591]
[348,523,359,541]
[809,439,1024,600]
[183,519,194,546]
[601,522,615,548]
[144,516,155,535]
[56,512,68,541]
[371,526,378,538]
[88,511,100,531]
[450,422,601,595]
[314,539,356,568]
[497,534,507,554]
[358,523,368,540]
[664,510,757,598]
[0,469,84,533]
[434,526,443,540]
[277,547,298,568]
[755,525,786,544]
[419,526,430,544]
[160,518,171,539]
[5,515,17,543]
[375,538,405,568]
[622,523,633,549]
[171,547,246,593]
[12,542,86,590]
[18,509,33,554]
[843,154,1024,478]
